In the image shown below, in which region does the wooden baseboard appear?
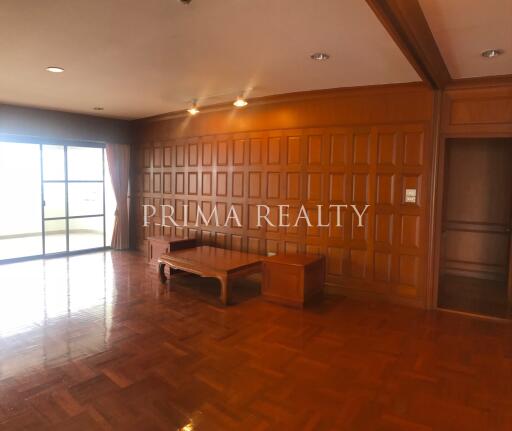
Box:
[436,306,511,323]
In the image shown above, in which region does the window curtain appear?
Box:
[106,143,130,250]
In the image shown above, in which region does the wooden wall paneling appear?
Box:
[309,129,331,255]
[442,84,512,136]
[349,128,372,283]
[234,132,250,252]
[279,129,306,255]
[132,85,434,307]
[264,131,284,254]
[374,126,399,290]
[163,141,172,168]
[133,124,429,306]
[302,129,325,268]
[161,197,172,236]
[216,135,232,249]
[139,84,432,136]
[397,124,427,299]
[327,128,352,281]
[153,142,162,168]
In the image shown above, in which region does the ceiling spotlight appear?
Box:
[233,97,248,108]
[481,49,504,58]
[45,66,64,73]
[93,107,104,111]
[187,100,200,115]
[310,52,330,61]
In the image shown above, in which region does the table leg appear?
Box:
[158,262,167,283]
[218,275,230,305]
[169,267,180,276]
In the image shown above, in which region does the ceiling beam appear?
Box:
[365,0,451,89]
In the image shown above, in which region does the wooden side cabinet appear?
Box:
[262,254,325,307]
[147,235,197,265]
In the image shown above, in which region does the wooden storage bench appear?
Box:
[262,254,325,307]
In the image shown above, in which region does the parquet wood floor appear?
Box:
[0,251,511,430]
[438,274,512,319]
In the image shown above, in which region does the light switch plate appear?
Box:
[405,188,417,203]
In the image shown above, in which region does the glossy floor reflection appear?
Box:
[0,252,115,379]
[0,251,512,430]
[0,231,105,260]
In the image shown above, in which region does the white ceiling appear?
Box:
[419,0,512,79]
[0,0,419,120]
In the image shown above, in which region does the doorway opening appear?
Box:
[438,138,512,319]
[0,141,116,262]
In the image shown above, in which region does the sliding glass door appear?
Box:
[0,140,111,262]
[42,144,106,255]
[0,142,43,260]
[66,146,106,251]
[42,144,67,254]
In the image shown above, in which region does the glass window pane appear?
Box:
[45,219,67,254]
[67,147,103,181]
[0,142,42,259]
[42,145,65,181]
[68,183,103,216]
[43,183,66,218]
[69,217,104,251]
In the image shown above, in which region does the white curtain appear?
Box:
[106,143,130,249]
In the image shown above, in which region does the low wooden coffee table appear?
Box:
[158,246,262,305]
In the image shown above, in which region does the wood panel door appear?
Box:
[441,139,512,284]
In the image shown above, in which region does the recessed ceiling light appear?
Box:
[481,49,504,58]
[310,52,330,61]
[233,97,248,108]
[93,107,104,111]
[45,66,64,73]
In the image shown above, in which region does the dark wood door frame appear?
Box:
[428,132,512,310]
